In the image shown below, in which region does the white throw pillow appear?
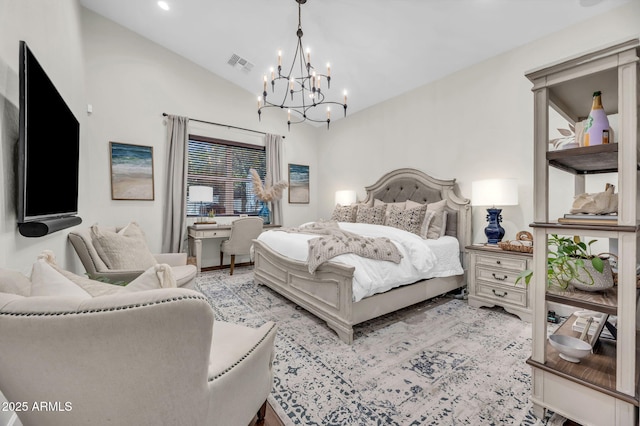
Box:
[30,259,91,298]
[91,222,158,270]
[124,264,177,292]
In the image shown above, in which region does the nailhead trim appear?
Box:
[0,294,209,317]
[208,322,277,382]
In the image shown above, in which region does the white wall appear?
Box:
[0,0,86,275]
[80,8,319,269]
[317,2,639,245]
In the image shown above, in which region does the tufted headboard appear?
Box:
[361,168,471,252]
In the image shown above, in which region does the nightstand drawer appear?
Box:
[476,266,526,288]
[476,281,527,307]
[475,253,528,271]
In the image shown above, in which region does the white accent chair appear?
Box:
[68,226,196,287]
[220,217,264,275]
[0,267,278,426]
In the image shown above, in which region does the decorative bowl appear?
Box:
[548,334,592,363]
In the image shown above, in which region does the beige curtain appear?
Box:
[265,134,284,225]
[162,115,189,253]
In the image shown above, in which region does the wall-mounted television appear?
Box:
[17,40,82,237]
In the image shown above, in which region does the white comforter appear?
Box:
[256,222,464,302]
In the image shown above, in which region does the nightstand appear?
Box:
[466,244,532,322]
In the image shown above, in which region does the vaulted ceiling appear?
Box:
[80,0,631,121]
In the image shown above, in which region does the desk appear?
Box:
[188,224,280,274]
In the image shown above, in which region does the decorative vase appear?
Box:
[583,91,610,146]
[569,259,614,292]
[258,201,271,224]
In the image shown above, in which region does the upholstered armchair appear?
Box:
[69,223,196,287]
[0,265,277,426]
[220,217,264,275]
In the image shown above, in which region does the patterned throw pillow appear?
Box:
[386,204,427,235]
[330,204,357,222]
[355,205,386,225]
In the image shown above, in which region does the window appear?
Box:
[187,135,266,217]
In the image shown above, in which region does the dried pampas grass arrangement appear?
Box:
[250,169,288,202]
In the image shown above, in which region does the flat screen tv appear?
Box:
[17,40,80,228]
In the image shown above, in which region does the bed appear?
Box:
[253,168,471,344]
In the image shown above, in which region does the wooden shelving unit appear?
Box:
[525,38,640,426]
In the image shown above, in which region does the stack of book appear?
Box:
[572,313,616,340]
[557,213,617,225]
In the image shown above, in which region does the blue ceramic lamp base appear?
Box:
[484,207,505,245]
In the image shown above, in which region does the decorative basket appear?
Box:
[498,231,533,253]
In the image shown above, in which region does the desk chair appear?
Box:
[220,218,264,275]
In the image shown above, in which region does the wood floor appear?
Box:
[248,401,284,426]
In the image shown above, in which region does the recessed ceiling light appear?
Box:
[157,1,170,11]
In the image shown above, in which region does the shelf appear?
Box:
[547,286,618,315]
[526,314,640,406]
[530,221,640,233]
[546,144,640,175]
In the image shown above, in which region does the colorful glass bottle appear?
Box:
[583,91,610,146]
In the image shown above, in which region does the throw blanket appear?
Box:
[277,221,402,273]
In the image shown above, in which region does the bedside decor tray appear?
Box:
[498,231,533,253]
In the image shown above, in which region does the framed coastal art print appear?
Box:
[110,142,155,200]
[288,163,310,204]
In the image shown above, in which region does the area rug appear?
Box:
[196,267,558,425]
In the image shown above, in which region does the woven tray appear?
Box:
[498,231,533,253]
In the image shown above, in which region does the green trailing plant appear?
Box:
[515,234,605,289]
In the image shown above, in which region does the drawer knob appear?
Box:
[492,273,508,281]
[492,289,507,298]
[496,260,501,265]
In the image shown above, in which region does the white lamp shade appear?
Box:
[188,185,214,203]
[471,179,518,206]
[335,190,357,206]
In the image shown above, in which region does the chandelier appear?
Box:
[257,0,347,130]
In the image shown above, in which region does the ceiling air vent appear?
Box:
[227,53,254,73]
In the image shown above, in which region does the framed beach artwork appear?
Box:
[110,142,155,200]
[288,163,309,204]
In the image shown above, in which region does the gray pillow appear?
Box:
[91,222,158,270]
[426,199,448,239]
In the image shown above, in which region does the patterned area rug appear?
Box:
[196,267,558,426]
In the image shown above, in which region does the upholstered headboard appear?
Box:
[361,168,471,252]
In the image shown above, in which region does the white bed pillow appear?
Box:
[91,222,158,270]
[30,258,91,298]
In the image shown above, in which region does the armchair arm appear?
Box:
[154,252,188,267]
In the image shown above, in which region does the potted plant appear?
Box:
[516,234,613,291]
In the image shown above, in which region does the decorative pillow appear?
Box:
[405,199,425,209]
[376,201,406,225]
[124,264,177,292]
[330,204,357,222]
[0,268,32,296]
[355,205,386,225]
[426,199,448,239]
[386,204,427,236]
[30,258,91,298]
[419,211,436,239]
[91,222,158,270]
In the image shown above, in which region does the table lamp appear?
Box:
[335,190,357,206]
[471,179,518,244]
[188,185,214,222]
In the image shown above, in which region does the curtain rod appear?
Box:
[162,112,285,139]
